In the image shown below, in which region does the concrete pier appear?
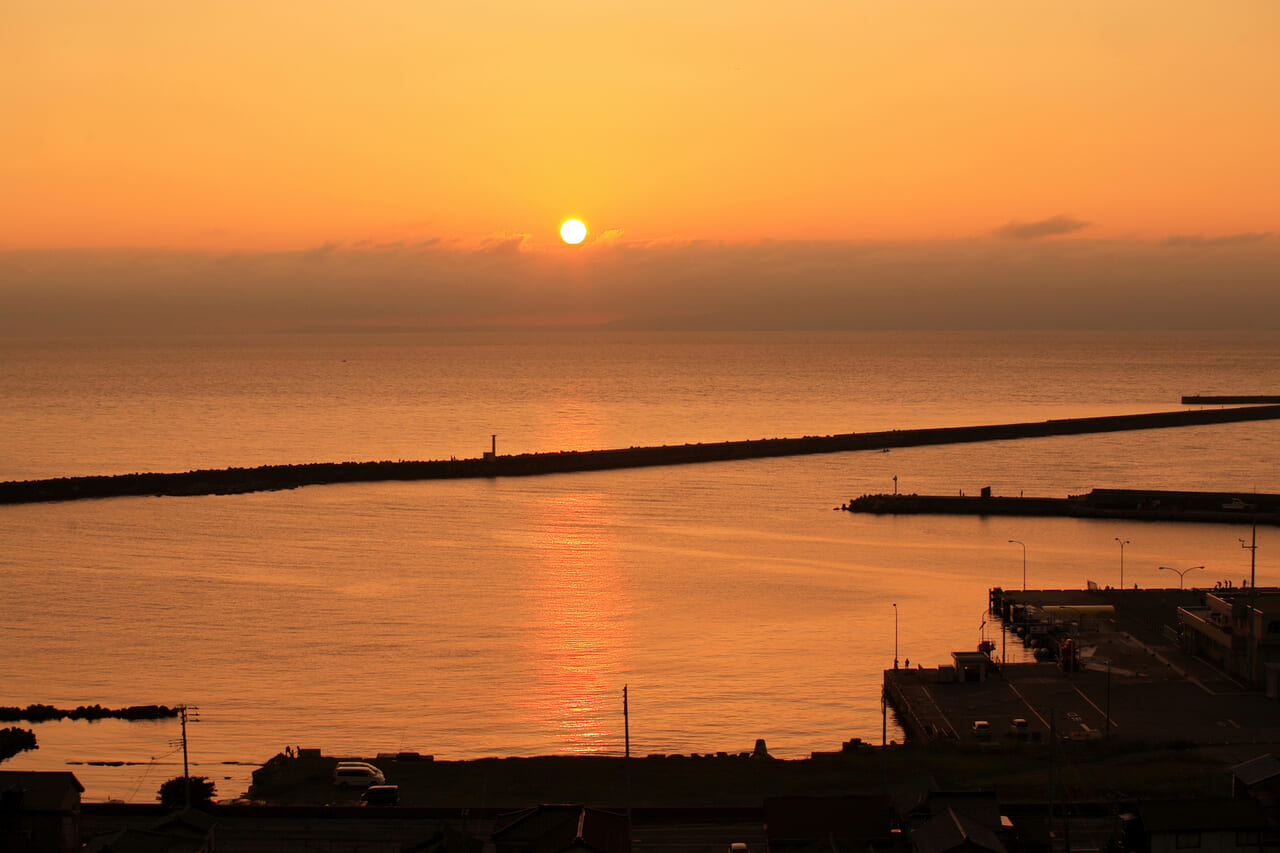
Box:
[1183,395,1280,405]
[885,586,1280,749]
[845,488,1280,525]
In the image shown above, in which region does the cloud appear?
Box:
[1162,232,1273,247]
[592,229,626,245]
[993,215,1091,240]
[476,234,529,256]
[3,236,1280,336]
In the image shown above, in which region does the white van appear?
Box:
[333,764,385,787]
[336,761,382,774]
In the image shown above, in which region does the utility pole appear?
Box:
[881,688,887,746]
[623,686,632,830]
[1241,523,1259,684]
[178,705,199,809]
[1240,522,1258,589]
[1048,709,1056,835]
[1105,660,1112,738]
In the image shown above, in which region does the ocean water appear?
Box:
[2,330,1279,802]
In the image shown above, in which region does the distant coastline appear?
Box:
[4,404,1279,505]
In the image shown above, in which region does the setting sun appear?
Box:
[560,219,587,245]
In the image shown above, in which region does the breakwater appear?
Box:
[5,404,1280,505]
[0,728,37,762]
[844,488,1280,525]
[0,703,179,723]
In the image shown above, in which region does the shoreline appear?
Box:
[240,745,1244,808]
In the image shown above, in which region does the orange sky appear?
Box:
[4,1,1278,251]
[4,2,1279,335]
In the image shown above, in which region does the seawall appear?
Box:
[5,404,1280,505]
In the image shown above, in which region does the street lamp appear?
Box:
[1158,565,1205,590]
[1115,538,1130,589]
[1009,539,1026,591]
[893,603,899,670]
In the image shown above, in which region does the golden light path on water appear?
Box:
[524,392,629,752]
[528,491,629,752]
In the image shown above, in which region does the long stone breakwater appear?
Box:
[4,404,1280,505]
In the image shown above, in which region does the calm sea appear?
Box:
[2,330,1279,802]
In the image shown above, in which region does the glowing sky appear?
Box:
[3,1,1278,332]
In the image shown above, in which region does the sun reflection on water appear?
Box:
[523,491,632,754]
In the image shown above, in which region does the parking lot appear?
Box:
[888,587,1280,752]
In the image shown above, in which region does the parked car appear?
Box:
[333,764,385,786]
[361,785,399,806]
[336,761,382,774]
[972,720,991,739]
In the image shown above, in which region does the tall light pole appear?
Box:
[1115,538,1130,589]
[893,603,899,670]
[1158,565,1205,590]
[1009,540,1026,591]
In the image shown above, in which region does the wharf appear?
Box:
[6,404,1280,504]
[885,586,1280,753]
[845,488,1280,525]
[1183,395,1280,405]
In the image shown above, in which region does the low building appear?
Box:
[0,771,84,853]
[1231,755,1280,800]
[911,808,1006,853]
[82,807,217,853]
[1176,589,1280,691]
[894,789,1047,853]
[491,804,630,853]
[763,795,899,852]
[1115,799,1278,853]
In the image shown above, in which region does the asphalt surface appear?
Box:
[890,586,1280,752]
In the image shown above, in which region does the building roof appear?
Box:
[1230,754,1280,788]
[0,771,84,812]
[911,808,1007,853]
[150,807,217,835]
[1137,799,1270,832]
[492,804,630,853]
[951,653,991,665]
[924,793,1002,831]
[764,795,896,845]
[82,828,207,853]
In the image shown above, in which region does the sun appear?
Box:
[559,219,587,244]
